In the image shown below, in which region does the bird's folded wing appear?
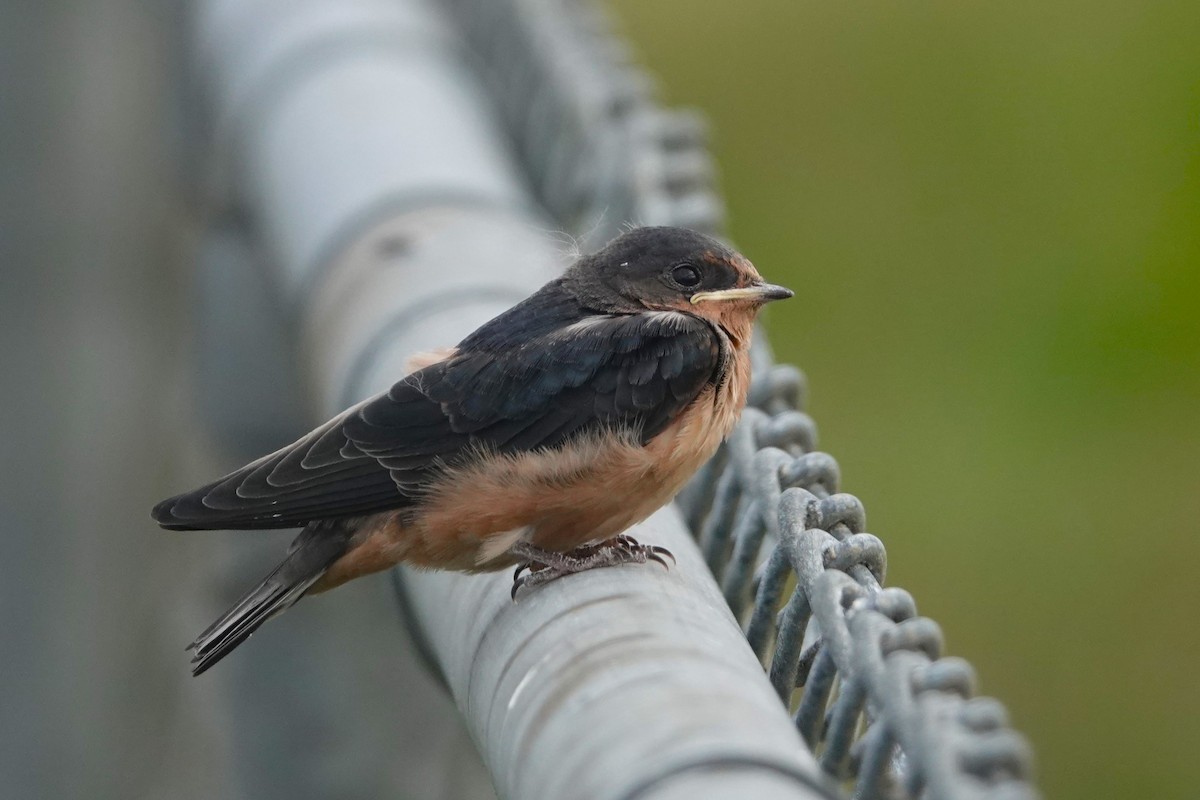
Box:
[152,310,721,530]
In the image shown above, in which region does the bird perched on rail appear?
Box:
[153,226,792,675]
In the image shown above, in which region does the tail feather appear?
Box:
[188,523,351,676]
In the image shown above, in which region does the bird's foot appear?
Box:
[510,535,675,599]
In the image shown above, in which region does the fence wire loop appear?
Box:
[670,360,1039,799]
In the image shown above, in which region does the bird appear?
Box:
[153,226,793,675]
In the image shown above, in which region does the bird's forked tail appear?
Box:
[188,521,352,676]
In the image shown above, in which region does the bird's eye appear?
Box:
[670,264,701,288]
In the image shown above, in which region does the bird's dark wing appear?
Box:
[153,307,722,531]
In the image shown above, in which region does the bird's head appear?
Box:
[563,227,792,341]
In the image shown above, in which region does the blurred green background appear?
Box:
[612,1,1200,797]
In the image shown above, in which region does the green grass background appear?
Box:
[611,2,1200,797]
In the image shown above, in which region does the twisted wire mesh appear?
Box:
[440,1,1041,797]
[678,366,1039,800]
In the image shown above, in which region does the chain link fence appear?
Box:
[439,2,1041,798]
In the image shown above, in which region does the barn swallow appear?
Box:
[153,226,792,675]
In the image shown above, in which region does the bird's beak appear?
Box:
[690,282,794,305]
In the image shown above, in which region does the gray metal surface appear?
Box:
[441,0,724,247]
[400,507,830,800]
[190,0,532,300]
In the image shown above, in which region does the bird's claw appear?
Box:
[646,549,670,569]
[511,561,548,599]
[612,534,674,569]
[509,535,675,599]
[511,566,526,600]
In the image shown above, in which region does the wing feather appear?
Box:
[153,288,722,531]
